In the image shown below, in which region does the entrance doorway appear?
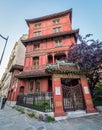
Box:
[61,78,85,112]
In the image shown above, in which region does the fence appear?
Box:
[16,92,53,112]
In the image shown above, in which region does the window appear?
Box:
[34,23,41,28]
[34,31,41,37]
[53,27,61,33]
[19,86,24,95]
[34,44,40,50]
[29,80,34,93]
[55,39,62,46]
[35,79,40,92]
[33,57,39,69]
[53,19,60,24]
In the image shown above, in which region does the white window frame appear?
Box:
[53,27,61,33]
[34,23,41,28]
[34,44,40,50]
[34,31,41,37]
[55,39,62,46]
[53,19,60,24]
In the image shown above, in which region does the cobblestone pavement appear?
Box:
[0,104,102,130]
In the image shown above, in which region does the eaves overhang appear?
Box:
[22,29,79,46]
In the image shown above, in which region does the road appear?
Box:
[0,104,102,130]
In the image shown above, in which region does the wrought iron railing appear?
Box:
[16,92,53,112]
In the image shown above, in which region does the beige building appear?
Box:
[0,34,27,100]
[0,70,11,98]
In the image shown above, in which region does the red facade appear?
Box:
[8,9,96,117]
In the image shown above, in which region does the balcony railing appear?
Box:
[16,92,53,112]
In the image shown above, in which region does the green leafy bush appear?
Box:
[93,82,102,106]
[16,107,25,114]
[27,112,35,118]
[47,115,55,122]
[33,101,52,111]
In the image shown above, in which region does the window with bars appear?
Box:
[29,80,34,93]
[55,39,62,46]
[35,79,40,92]
[34,31,41,37]
[34,44,40,50]
[34,23,41,28]
[53,27,61,33]
[33,57,39,69]
[19,86,24,94]
[53,19,60,24]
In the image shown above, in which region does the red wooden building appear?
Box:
[8,9,96,117]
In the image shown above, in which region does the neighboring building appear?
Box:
[9,9,96,117]
[0,69,11,97]
[0,35,26,105]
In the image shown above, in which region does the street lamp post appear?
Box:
[0,34,9,65]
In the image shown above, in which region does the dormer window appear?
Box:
[55,39,62,46]
[53,19,60,24]
[34,31,41,37]
[34,23,41,28]
[53,27,61,33]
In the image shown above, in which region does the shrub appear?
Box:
[16,107,25,114]
[93,82,102,106]
[27,112,35,118]
[33,101,52,111]
[47,115,55,122]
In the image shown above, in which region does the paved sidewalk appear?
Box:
[0,104,102,130]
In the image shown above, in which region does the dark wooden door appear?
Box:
[62,84,85,111]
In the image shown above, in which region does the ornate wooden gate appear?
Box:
[62,84,85,111]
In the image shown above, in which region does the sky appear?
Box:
[0,0,102,79]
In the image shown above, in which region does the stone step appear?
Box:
[67,110,99,119]
[55,110,99,121]
[67,110,87,118]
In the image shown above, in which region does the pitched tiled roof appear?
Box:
[45,63,84,75]
[15,70,51,79]
[45,67,83,75]
[10,64,23,72]
[22,29,79,46]
[16,66,84,80]
[26,9,72,25]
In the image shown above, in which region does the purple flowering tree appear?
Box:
[67,34,102,95]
